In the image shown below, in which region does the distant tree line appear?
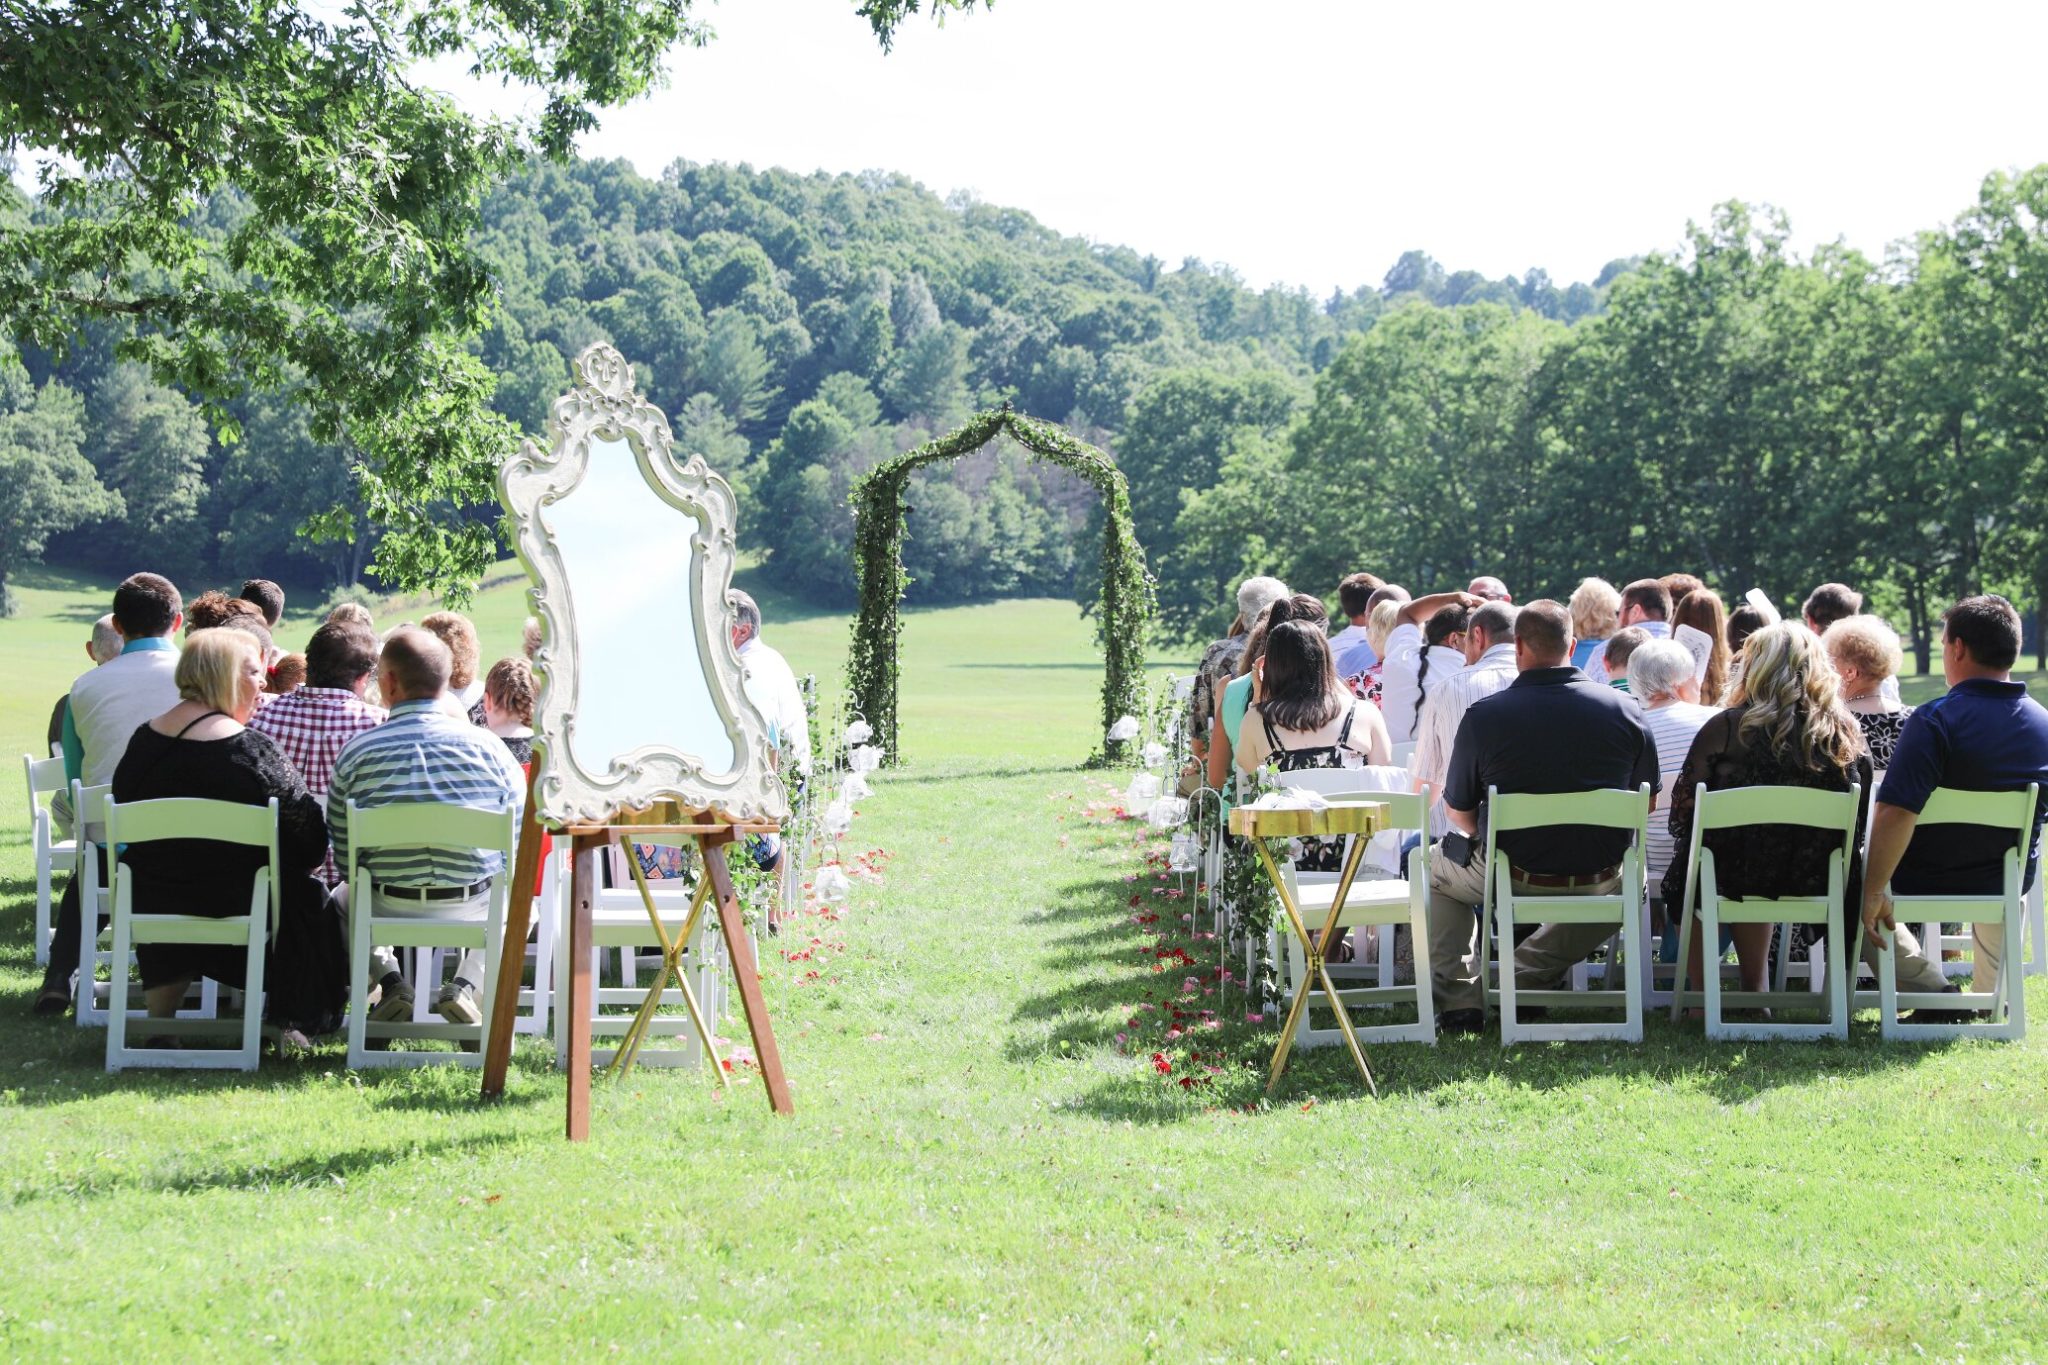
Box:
[1137,171,2048,671]
[1,155,1626,612]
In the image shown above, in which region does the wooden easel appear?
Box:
[480,776,793,1137]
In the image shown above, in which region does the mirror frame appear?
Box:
[500,342,788,827]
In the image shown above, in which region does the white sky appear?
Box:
[487,0,2048,293]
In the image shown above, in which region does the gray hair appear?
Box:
[1236,576,1288,629]
[1627,638,1696,702]
[1470,601,1518,643]
[89,613,123,664]
[728,589,762,636]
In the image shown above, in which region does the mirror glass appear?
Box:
[543,434,738,777]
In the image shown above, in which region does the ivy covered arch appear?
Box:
[848,406,1156,767]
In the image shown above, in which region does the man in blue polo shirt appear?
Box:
[1863,595,2048,1015]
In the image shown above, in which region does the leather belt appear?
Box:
[1509,863,1621,889]
[375,880,490,902]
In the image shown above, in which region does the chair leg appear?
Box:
[240,898,265,1071]
[104,892,131,1072]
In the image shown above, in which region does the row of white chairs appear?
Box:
[25,765,736,1074]
[1223,764,2041,1050]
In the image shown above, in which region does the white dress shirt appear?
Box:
[738,636,811,776]
[1415,642,1519,831]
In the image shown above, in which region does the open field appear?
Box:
[4,571,2047,1357]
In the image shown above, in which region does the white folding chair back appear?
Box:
[1274,783,1436,1047]
[1389,740,1418,770]
[558,836,730,1071]
[103,795,280,1072]
[345,800,517,1068]
[2024,877,2046,979]
[1483,784,1650,1043]
[25,753,76,966]
[1667,784,1859,1040]
[1877,784,2037,1042]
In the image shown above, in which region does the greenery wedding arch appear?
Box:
[848,406,1156,767]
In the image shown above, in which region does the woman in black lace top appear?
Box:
[1662,624,1873,996]
[1823,614,1915,768]
[111,630,347,1037]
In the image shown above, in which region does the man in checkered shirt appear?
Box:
[250,619,386,885]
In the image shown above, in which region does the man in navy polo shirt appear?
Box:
[1429,599,1661,1034]
[1863,595,2048,1013]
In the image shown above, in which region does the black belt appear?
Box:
[375,880,490,902]
[1509,863,1622,889]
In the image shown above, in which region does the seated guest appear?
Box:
[1468,576,1512,603]
[1862,595,2048,1013]
[1236,621,1393,903]
[1329,572,1386,689]
[481,657,537,764]
[419,610,485,723]
[1376,589,1482,745]
[1670,587,1733,705]
[1664,623,1955,1004]
[328,628,526,1027]
[1586,579,1672,684]
[1347,598,1404,707]
[1824,615,1912,767]
[1661,573,1705,614]
[267,652,307,695]
[1602,627,1649,691]
[110,629,345,1041]
[730,589,811,778]
[1802,582,1863,635]
[1208,594,1329,793]
[239,578,285,628]
[37,573,186,1014]
[184,590,264,635]
[326,601,374,631]
[1726,603,1767,693]
[1568,577,1620,673]
[47,613,125,766]
[1428,600,1659,1032]
[251,620,386,886]
[1628,640,1717,910]
[1417,601,1519,829]
[1188,576,1288,775]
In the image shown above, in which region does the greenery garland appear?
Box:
[848,405,1156,767]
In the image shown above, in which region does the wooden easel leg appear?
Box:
[565,834,602,1141]
[481,772,545,1100]
[701,830,794,1115]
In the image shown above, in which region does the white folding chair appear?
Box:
[345,800,517,1068]
[2024,877,2046,979]
[1666,784,1859,1040]
[24,753,77,966]
[1875,785,2038,1042]
[1273,782,1436,1047]
[103,795,279,1072]
[1482,784,1650,1044]
[1389,740,1418,770]
[557,838,731,1071]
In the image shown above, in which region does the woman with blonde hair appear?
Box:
[1346,597,1404,708]
[1568,577,1620,672]
[1669,587,1733,705]
[1824,615,1913,767]
[1662,623,1872,1001]
[109,629,345,1041]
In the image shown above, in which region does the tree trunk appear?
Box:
[1906,578,1932,676]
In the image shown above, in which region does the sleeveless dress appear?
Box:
[1261,704,1363,873]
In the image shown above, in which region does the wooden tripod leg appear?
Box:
[701,829,793,1115]
[481,773,545,1100]
[564,834,603,1141]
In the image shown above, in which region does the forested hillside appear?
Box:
[4,155,1623,612]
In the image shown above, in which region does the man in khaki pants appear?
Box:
[1425,599,1661,1035]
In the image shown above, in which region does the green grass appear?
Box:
[4,569,2048,1357]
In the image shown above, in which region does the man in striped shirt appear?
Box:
[250,620,386,885]
[329,627,525,1026]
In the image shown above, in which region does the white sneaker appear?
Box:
[435,977,482,1026]
[368,973,415,1023]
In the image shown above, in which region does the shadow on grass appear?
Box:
[879,761,1080,786]
[1012,827,1964,1126]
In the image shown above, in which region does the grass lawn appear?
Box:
[4,569,2047,1357]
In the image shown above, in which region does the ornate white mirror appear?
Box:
[500,342,787,827]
